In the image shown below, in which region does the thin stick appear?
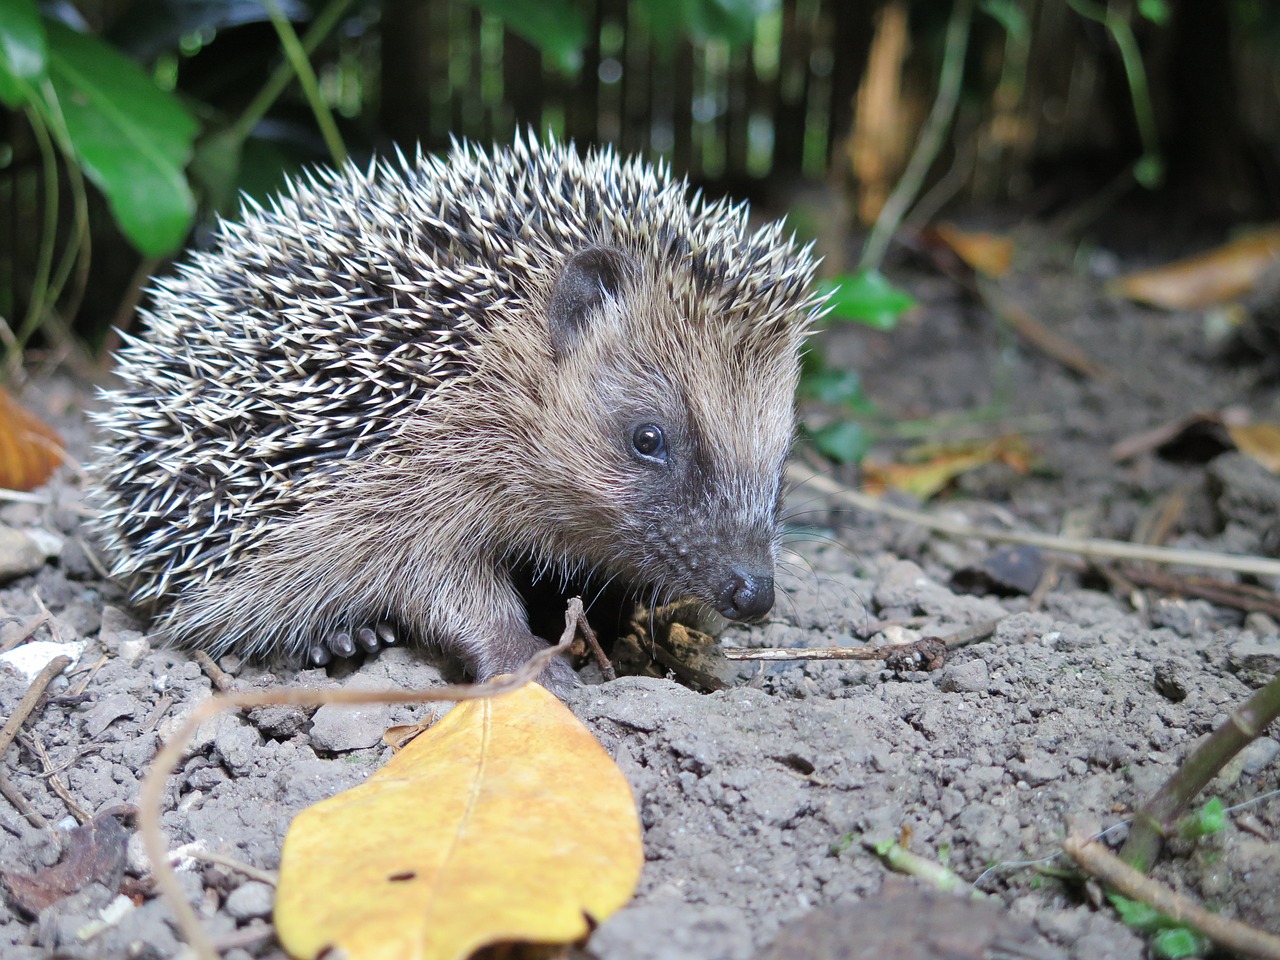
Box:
[1063,834,1280,960]
[139,601,585,960]
[0,774,55,834]
[188,850,279,886]
[21,731,91,823]
[193,651,235,693]
[791,466,1280,579]
[1120,670,1280,874]
[722,617,998,662]
[0,655,71,759]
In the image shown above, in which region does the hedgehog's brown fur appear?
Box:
[89,135,823,691]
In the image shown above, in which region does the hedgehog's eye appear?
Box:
[632,423,667,462]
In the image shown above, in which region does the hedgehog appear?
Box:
[89,135,823,693]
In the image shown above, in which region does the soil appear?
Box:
[1,221,1278,959]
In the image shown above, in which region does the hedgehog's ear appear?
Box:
[547,245,636,358]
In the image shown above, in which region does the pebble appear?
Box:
[224,881,274,921]
[0,525,46,582]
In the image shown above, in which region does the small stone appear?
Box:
[308,702,390,752]
[248,704,311,739]
[224,881,274,921]
[0,526,45,582]
[1009,754,1065,787]
[938,659,990,693]
[1228,635,1280,688]
[1152,657,1191,702]
[81,693,139,737]
[1240,737,1280,775]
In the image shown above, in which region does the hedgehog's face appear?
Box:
[533,244,803,622]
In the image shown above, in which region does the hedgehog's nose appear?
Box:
[715,568,775,621]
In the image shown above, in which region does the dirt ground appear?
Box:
[1,221,1278,959]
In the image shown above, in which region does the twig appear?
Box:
[0,607,53,654]
[194,651,235,693]
[790,466,1280,579]
[188,850,279,886]
[1120,670,1280,874]
[68,654,107,698]
[573,615,616,681]
[980,280,1109,380]
[0,774,56,837]
[1063,834,1280,960]
[723,618,997,665]
[20,731,91,823]
[139,600,587,960]
[0,655,71,759]
[1122,567,1280,621]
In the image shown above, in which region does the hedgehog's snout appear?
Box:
[714,566,775,621]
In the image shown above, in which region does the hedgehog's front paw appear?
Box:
[535,653,582,698]
[307,621,397,666]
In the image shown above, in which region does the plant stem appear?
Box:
[227,0,356,155]
[1065,834,1280,960]
[1120,670,1280,873]
[264,0,347,167]
[858,0,974,274]
[14,103,59,356]
[1066,0,1162,183]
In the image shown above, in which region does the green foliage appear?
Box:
[798,348,877,465]
[1108,895,1209,958]
[0,4,197,256]
[465,0,589,73]
[806,419,872,465]
[1176,797,1227,840]
[0,0,46,106]
[44,22,198,255]
[819,271,916,330]
[634,0,769,47]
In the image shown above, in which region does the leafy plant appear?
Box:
[1109,894,1210,959]
[1176,797,1227,841]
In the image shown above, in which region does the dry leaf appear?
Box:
[1110,226,1280,309]
[1228,422,1280,474]
[274,682,642,960]
[0,387,64,491]
[931,223,1014,277]
[862,436,1032,500]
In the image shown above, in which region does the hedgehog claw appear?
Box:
[329,631,357,658]
[376,621,396,645]
[355,626,379,653]
[308,643,332,667]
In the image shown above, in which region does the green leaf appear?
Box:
[0,0,47,106]
[1137,0,1171,25]
[1151,927,1208,959]
[43,21,197,255]
[1178,797,1226,840]
[1108,894,1164,932]
[810,420,872,465]
[464,0,587,73]
[800,367,868,410]
[819,271,915,330]
[683,0,770,47]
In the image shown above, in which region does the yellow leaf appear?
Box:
[274,682,642,960]
[0,387,64,492]
[1110,226,1280,309]
[932,223,1014,277]
[1228,422,1280,474]
[862,436,1032,500]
